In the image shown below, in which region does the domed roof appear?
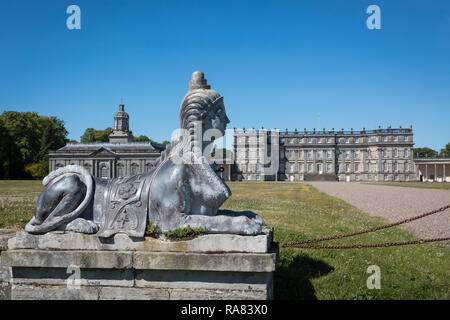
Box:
[115,104,129,118]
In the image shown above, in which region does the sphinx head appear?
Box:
[180,71,230,141]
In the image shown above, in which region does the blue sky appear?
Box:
[0,0,449,151]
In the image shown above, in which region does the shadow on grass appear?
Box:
[217,209,262,221]
[275,253,334,300]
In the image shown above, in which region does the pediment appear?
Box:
[89,147,117,157]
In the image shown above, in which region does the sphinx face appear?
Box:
[204,100,230,136]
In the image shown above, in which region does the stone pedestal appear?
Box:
[0,227,278,300]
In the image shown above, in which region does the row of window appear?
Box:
[56,162,155,179]
[237,149,271,158]
[237,148,411,160]
[284,150,333,160]
[368,174,411,181]
[284,174,411,182]
[284,135,411,144]
[243,172,411,181]
[282,161,411,174]
[343,148,410,159]
[237,134,411,145]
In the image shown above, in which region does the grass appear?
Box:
[221,182,450,300]
[0,180,449,299]
[364,182,450,190]
[166,226,208,240]
[0,180,43,230]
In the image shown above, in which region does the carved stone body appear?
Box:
[25,71,264,237]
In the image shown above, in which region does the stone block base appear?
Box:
[1,227,278,300]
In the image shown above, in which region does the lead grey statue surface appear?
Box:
[25,71,264,237]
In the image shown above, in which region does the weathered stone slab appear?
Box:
[11,267,134,287]
[0,232,16,251]
[8,226,273,253]
[169,288,268,300]
[100,286,267,300]
[135,269,271,291]
[0,229,15,236]
[133,251,277,272]
[2,226,278,300]
[0,254,11,282]
[11,284,99,300]
[99,286,170,300]
[3,250,133,269]
[0,283,11,300]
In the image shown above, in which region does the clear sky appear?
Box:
[1,0,449,151]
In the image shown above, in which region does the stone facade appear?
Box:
[233,126,417,182]
[1,227,277,300]
[48,104,164,179]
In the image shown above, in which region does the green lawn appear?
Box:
[221,182,450,300]
[364,182,450,190]
[0,180,43,230]
[0,180,449,299]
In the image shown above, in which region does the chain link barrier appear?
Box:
[280,204,450,249]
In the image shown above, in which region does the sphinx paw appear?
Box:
[252,214,265,226]
[64,218,99,234]
[234,216,262,235]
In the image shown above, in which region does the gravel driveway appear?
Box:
[307,182,450,241]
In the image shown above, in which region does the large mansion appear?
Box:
[49,106,449,183]
[232,127,416,182]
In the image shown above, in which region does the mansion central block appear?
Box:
[232,127,415,182]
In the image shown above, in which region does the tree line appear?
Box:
[413,145,450,158]
[0,111,68,179]
[78,127,170,145]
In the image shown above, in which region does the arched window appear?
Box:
[131,164,139,175]
[117,164,124,178]
[100,165,108,179]
[145,163,153,172]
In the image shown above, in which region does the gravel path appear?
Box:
[307,182,450,240]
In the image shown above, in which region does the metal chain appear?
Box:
[280,204,450,249]
[280,237,450,249]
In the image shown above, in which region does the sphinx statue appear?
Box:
[25,71,264,237]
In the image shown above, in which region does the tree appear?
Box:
[133,135,152,142]
[413,147,437,158]
[25,163,48,179]
[38,116,69,163]
[0,111,68,179]
[80,127,113,143]
[0,119,24,179]
[439,143,450,158]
